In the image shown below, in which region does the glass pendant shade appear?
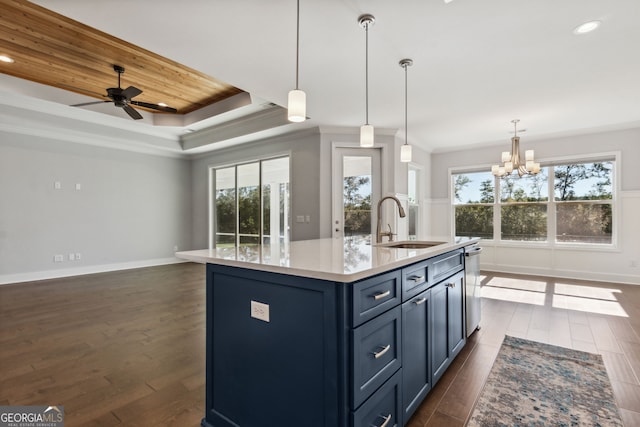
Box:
[287,89,306,122]
[360,124,374,147]
[400,144,412,162]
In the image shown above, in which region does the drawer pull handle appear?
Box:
[414,297,427,305]
[410,275,425,282]
[447,282,456,288]
[377,413,392,427]
[372,344,391,359]
[372,290,391,301]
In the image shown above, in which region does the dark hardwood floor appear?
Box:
[1,264,639,426]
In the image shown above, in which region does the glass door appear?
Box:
[332,148,381,242]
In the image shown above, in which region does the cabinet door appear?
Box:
[447,271,465,358]
[206,265,342,427]
[431,281,449,385]
[401,289,431,421]
[431,270,466,385]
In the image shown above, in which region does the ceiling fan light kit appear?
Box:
[71,64,177,120]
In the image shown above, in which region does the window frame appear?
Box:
[450,151,620,251]
[209,154,291,249]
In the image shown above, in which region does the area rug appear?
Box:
[467,335,624,426]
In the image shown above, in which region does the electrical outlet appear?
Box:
[250,300,270,322]
[75,183,82,191]
[54,181,61,190]
[53,254,63,263]
[69,253,75,261]
[75,253,81,261]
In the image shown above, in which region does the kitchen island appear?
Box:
[176,237,479,427]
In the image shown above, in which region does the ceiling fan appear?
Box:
[71,65,177,120]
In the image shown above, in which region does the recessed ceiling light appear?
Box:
[444,0,454,3]
[0,55,15,63]
[573,20,601,35]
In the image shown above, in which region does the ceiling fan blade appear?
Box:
[71,100,111,107]
[123,105,143,120]
[122,86,142,99]
[130,100,177,113]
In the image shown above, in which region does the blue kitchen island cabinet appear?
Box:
[176,238,477,427]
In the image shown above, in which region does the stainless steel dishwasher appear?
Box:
[465,243,482,337]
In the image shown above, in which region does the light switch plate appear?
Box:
[250,300,270,322]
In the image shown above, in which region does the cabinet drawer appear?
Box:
[352,270,401,327]
[352,369,402,427]
[402,260,430,301]
[430,249,464,283]
[352,305,402,408]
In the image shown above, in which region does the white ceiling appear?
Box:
[4,0,640,154]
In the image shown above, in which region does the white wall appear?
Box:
[190,128,323,248]
[0,130,192,284]
[430,127,640,284]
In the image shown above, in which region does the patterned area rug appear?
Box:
[467,335,624,427]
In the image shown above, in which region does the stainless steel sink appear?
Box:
[376,241,446,249]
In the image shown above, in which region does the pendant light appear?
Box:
[358,14,375,147]
[287,0,306,122]
[399,58,413,162]
[491,119,540,177]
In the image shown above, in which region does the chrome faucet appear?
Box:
[376,195,406,243]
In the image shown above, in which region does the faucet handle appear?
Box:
[387,224,396,242]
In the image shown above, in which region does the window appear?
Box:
[211,157,290,248]
[500,170,549,241]
[408,166,421,240]
[453,171,494,239]
[453,158,615,246]
[554,162,613,244]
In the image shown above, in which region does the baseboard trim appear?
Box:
[481,264,640,286]
[0,257,188,285]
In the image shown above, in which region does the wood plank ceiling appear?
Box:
[0,0,245,116]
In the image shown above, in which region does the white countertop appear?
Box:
[175,237,480,282]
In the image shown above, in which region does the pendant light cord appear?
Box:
[295,0,300,90]
[365,21,369,125]
[404,63,408,145]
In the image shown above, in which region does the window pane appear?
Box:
[408,169,418,204]
[343,156,372,239]
[500,169,549,202]
[408,166,419,240]
[557,203,612,244]
[237,163,260,236]
[453,172,494,204]
[554,162,613,201]
[455,206,493,239]
[215,167,236,236]
[262,157,290,244]
[215,234,235,247]
[501,205,547,241]
[239,235,260,245]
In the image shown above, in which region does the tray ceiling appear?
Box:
[0,0,244,116]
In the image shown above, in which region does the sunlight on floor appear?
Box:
[482,276,547,293]
[554,283,621,301]
[480,276,629,317]
[552,283,627,317]
[481,277,546,306]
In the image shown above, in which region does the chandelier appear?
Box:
[491,119,540,177]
